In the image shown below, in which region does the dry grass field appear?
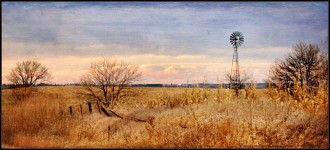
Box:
[1,83,328,148]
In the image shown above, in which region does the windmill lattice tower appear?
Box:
[229,31,244,96]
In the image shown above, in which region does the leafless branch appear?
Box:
[80,57,142,108]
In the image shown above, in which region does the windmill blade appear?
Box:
[230,31,244,47]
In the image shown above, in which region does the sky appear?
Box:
[2,2,329,84]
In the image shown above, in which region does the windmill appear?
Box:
[229,31,244,96]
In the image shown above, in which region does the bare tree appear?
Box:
[269,41,325,90]
[80,57,142,108]
[319,36,328,83]
[225,70,251,88]
[6,60,53,87]
[318,52,328,84]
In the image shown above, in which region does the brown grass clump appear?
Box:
[1,84,328,148]
[1,86,81,148]
[265,79,328,113]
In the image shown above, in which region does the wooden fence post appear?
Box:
[101,106,111,116]
[108,125,111,141]
[96,102,101,114]
[88,101,92,113]
[69,106,73,115]
[59,106,63,115]
[80,104,83,115]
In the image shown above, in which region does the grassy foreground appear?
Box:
[1,85,328,148]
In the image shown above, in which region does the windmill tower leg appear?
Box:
[230,46,240,96]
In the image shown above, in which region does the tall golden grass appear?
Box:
[1,82,328,148]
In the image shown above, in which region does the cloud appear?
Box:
[2,38,294,84]
[1,52,289,84]
[2,2,328,84]
[2,2,328,50]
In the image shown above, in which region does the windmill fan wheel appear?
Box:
[230,31,244,47]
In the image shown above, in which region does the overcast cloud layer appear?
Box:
[2,2,328,84]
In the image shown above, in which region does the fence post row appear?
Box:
[67,100,92,116]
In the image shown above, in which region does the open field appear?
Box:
[1,85,328,148]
